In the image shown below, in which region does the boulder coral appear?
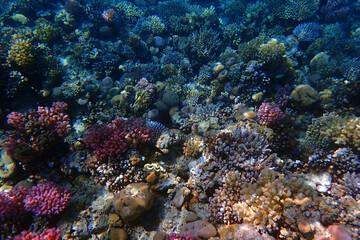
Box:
[290,84,319,107]
[113,182,155,221]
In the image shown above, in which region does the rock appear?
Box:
[109,228,128,240]
[162,90,180,107]
[180,219,217,239]
[172,187,190,208]
[185,213,199,223]
[113,183,155,221]
[0,148,17,179]
[153,231,166,240]
[327,225,352,240]
[99,26,114,38]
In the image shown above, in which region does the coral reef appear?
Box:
[24,182,71,217]
[84,118,154,162]
[14,227,61,240]
[3,102,71,165]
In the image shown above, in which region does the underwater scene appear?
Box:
[0,0,360,239]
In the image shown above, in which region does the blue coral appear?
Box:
[293,22,322,42]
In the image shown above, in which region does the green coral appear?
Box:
[140,15,165,35]
[34,18,61,44]
[189,27,221,60]
[115,1,143,23]
[265,0,319,21]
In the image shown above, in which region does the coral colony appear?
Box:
[0,0,360,239]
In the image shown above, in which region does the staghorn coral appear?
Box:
[33,18,61,44]
[85,154,147,192]
[305,148,360,178]
[189,122,277,194]
[257,102,284,127]
[84,118,154,162]
[189,27,221,61]
[23,182,71,217]
[210,171,251,224]
[0,186,29,237]
[172,103,234,134]
[138,15,166,35]
[115,1,143,23]
[293,22,322,42]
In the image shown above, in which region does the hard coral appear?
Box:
[3,102,71,164]
[113,182,154,221]
[0,186,29,235]
[24,182,71,217]
[84,118,154,162]
[257,102,284,126]
[14,227,61,240]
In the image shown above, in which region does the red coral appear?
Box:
[14,227,61,240]
[0,187,28,227]
[257,102,284,126]
[23,182,71,217]
[166,233,194,240]
[3,102,71,163]
[84,118,154,161]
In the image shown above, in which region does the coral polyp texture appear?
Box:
[84,118,154,161]
[24,182,71,217]
[3,102,71,165]
[14,227,61,240]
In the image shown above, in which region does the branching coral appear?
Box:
[3,102,71,165]
[189,27,221,60]
[6,29,35,70]
[84,118,154,162]
[304,112,360,153]
[230,170,328,238]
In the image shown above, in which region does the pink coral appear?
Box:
[257,102,284,126]
[3,102,71,163]
[23,182,71,217]
[166,233,194,240]
[0,186,28,227]
[84,118,154,161]
[14,227,61,240]
[102,8,116,22]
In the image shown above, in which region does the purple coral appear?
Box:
[257,102,284,126]
[14,227,61,240]
[23,182,71,217]
[293,22,322,42]
[166,232,194,240]
[84,118,154,162]
[321,0,350,22]
[0,186,28,228]
[3,102,71,163]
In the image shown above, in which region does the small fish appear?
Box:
[286,26,294,31]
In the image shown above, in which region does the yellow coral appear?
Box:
[183,135,204,158]
[7,30,35,69]
[290,84,319,107]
